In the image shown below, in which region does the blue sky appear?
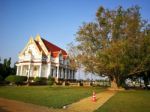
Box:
[0,0,150,66]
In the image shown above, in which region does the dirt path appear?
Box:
[0,90,116,112]
[0,98,64,112]
[65,90,117,112]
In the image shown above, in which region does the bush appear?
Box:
[0,75,3,82]
[5,75,27,85]
[47,76,55,85]
[33,77,47,85]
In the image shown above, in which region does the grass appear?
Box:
[95,90,150,112]
[0,86,104,108]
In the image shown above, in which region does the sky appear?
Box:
[0,0,150,66]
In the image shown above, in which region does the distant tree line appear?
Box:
[0,57,16,81]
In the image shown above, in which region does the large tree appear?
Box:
[70,6,150,88]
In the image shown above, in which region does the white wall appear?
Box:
[76,68,108,81]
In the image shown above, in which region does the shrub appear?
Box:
[33,77,47,85]
[0,75,3,82]
[5,75,27,85]
[47,76,55,85]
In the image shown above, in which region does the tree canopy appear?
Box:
[68,6,150,87]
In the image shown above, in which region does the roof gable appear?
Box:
[19,37,41,56]
[20,35,68,58]
[35,34,49,55]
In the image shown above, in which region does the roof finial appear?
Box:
[29,35,33,39]
[29,36,34,43]
[35,34,41,40]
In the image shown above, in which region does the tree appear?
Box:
[72,6,150,88]
[0,57,16,80]
[67,42,80,70]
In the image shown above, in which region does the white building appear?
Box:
[16,35,75,81]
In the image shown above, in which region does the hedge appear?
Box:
[47,76,55,85]
[5,75,27,85]
[33,77,47,85]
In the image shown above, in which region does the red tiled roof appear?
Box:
[41,38,67,56]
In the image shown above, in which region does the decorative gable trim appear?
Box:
[35,34,49,55]
[19,37,41,56]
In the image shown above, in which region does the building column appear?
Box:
[62,68,65,79]
[71,70,73,79]
[59,67,61,78]
[66,68,69,79]
[47,63,51,78]
[72,70,73,80]
[57,66,59,78]
[72,70,75,79]
[61,68,63,79]
[20,65,23,76]
[68,69,70,79]
[39,64,42,77]
[70,70,71,79]
[54,67,57,77]
[16,66,19,75]
[28,64,31,78]
[49,64,51,77]
[63,68,65,79]
[70,70,72,79]
[64,68,67,79]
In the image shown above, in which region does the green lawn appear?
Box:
[0,86,104,108]
[95,90,150,112]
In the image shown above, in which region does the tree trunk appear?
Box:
[108,76,124,91]
[110,77,118,89]
[143,73,149,89]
